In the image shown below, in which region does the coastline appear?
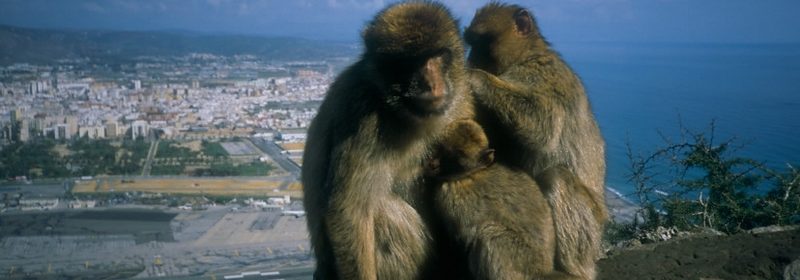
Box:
[604,186,640,223]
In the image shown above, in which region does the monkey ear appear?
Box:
[479,149,495,167]
[513,9,533,36]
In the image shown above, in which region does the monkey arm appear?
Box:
[469,68,567,151]
[301,117,340,279]
[324,135,390,280]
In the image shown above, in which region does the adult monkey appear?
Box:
[465,3,608,279]
[301,2,473,279]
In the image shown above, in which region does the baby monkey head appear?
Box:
[428,120,495,180]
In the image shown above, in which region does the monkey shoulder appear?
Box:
[315,65,385,141]
[325,63,376,109]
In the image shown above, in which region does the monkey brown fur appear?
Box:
[465,3,608,279]
[427,119,587,280]
[301,2,473,279]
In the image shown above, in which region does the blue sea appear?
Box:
[555,42,800,199]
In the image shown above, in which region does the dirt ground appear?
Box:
[176,140,202,152]
[598,228,800,280]
[72,177,300,197]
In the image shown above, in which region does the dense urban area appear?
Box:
[0,42,349,278]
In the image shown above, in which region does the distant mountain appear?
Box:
[0,25,360,65]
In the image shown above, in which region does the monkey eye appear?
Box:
[439,51,453,69]
[428,158,441,173]
[376,56,420,78]
[390,84,402,92]
[435,48,451,58]
[479,149,495,167]
[466,33,495,48]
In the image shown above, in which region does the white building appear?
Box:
[277,129,306,142]
[28,80,50,95]
[79,125,106,139]
[19,198,59,211]
[69,199,97,208]
[55,124,69,139]
[132,120,149,139]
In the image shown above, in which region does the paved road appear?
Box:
[137,266,314,280]
[248,138,301,178]
[142,140,160,176]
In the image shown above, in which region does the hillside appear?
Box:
[0,25,359,64]
[599,227,800,280]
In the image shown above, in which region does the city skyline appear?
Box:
[1,0,800,43]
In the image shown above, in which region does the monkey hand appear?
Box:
[467,69,493,96]
[468,68,528,98]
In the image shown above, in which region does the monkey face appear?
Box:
[465,32,499,75]
[428,120,495,181]
[456,147,495,173]
[465,17,514,76]
[374,51,456,118]
[362,2,464,120]
[465,4,540,75]
[429,147,494,181]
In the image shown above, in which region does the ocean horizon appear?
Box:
[556,42,800,202]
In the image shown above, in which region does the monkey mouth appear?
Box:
[417,93,446,108]
[406,93,451,117]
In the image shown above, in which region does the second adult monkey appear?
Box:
[465,3,608,279]
[301,2,473,279]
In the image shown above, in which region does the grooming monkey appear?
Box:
[427,119,586,280]
[465,3,608,279]
[301,2,473,279]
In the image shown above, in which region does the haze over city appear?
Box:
[1,0,800,43]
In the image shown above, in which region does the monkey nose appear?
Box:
[426,84,446,106]
[425,93,445,108]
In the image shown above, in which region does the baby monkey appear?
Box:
[427,120,577,280]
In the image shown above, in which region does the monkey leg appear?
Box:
[536,166,605,280]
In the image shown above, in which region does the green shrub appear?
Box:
[622,121,799,235]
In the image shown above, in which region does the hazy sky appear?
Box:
[1,0,799,43]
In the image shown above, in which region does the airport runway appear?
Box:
[249,138,301,178]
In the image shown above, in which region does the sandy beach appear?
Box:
[604,187,640,223]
